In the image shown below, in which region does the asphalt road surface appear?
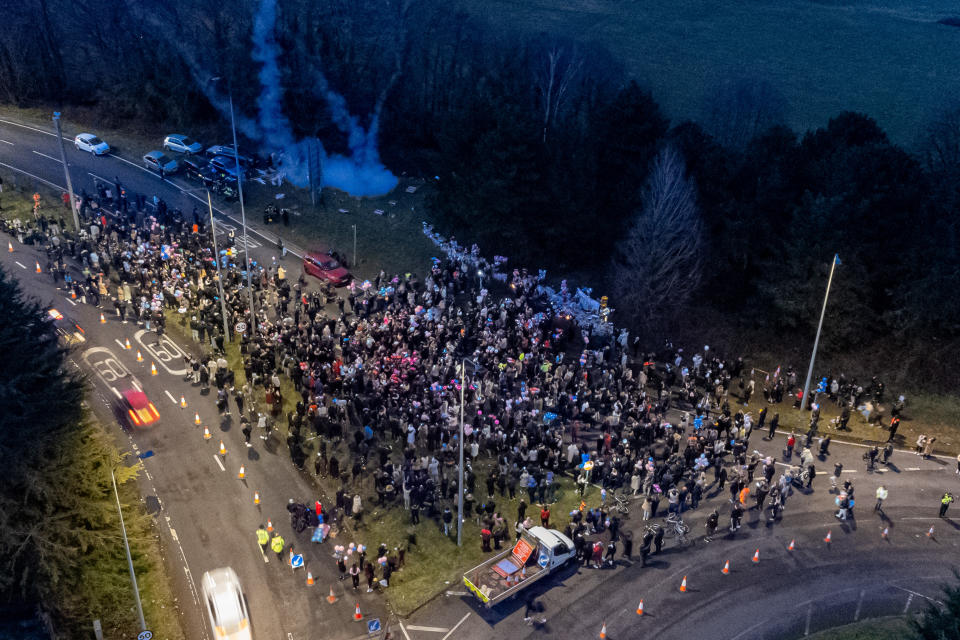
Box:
[0,116,385,640]
[3,115,960,640]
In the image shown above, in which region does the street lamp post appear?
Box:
[226,92,257,335]
[51,112,80,231]
[352,224,357,269]
[457,357,479,547]
[111,469,146,632]
[206,190,232,339]
[800,254,841,411]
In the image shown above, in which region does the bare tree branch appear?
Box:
[609,145,704,329]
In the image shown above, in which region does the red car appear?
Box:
[303,249,350,286]
[121,388,160,427]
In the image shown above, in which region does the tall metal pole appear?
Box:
[352,224,357,269]
[457,359,465,547]
[227,92,256,334]
[111,469,146,632]
[801,254,840,411]
[52,112,79,231]
[207,190,231,339]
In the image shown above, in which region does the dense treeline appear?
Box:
[2,0,958,384]
[0,268,183,639]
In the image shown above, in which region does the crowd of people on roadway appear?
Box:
[2,180,944,598]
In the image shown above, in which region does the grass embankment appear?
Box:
[806,616,910,640]
[0,166,77,232]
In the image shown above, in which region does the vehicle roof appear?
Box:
[76,132,96,139]
[202,568,244,620]
[527,526,573,549]
[166,133,188,139]
[122,388,149,408]
[306,248,334,259]
[144,150,169,159]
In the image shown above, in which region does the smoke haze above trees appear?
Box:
[0,0,958,385]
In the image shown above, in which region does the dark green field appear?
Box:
[457,0,960,144]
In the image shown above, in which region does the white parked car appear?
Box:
[142,151,179,175]
[74,133,110,156]
[201,568,252,640]
[163,134,203,154]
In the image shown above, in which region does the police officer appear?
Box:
[270,531,285,560]
[256,525,269,553]
[940,492,954,518]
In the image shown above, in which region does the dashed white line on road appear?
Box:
[257,540,269,564]
[0,118,56,137]
[893,586,944,606]
[214,455,225,472]
[88,171,115,185]
[164,389,177,404]
[444,591,467,597]
[0,161,64,190]
[854,589,864,621]
[398,623,412,640]
[840,470,857,473]
[110,386,121,399]
[803,602,812,636]
[14,261,25,269]
[407,625,451,632]
[63,296,77,306]
[0,139,13,145]
[32,150,62,163]
[904,593,914,614]
[114,338,126,350]
[440,613,470,640]
[906,467,921,471]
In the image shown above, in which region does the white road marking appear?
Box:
[803,602,812,636]
[135,329,188,375]
[63,296,77,306]
[32,150,62,163]
[0,118,55,136]
[214,455,225,471]
[904,593,914,614]
[893,586,944,606]
[110,386,122,399]
[0,161,63,190]
[398,623,412,640]
[109,153,150,173]
[257,540,269,564]
[444,591,468,597]
[407,625,451,632]
[906,467,921,471]
[88,172,115,186]
[840,470,857,473]
[14,261,25,269]
[164,389,177,404]
[440,613,470,640]
[853,589,864,621]
[114,338,126,350]
[0,139,13,145]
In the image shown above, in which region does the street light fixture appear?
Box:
[801,254,841,411]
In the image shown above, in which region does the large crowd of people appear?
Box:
[8,182,908,591]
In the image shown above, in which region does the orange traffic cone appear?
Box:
[150,362,158,376]
[7,241,12,252]
[680,575,687,592]
[267,519,274,532]
[219,440,227,456]
[327,586,337,603]
[180,396,187,408]
[636,600,644,616]
[306,572,314,586]
[238,465,245,479]
[927,526,935,538]
[824,530,832,543]
[124,338,131,350]
[599,622,607,639]
[136,350,143,362]
[203,426,211,440]
[35,261,41,273]
[788,539,795,551]
[100,312,106,324]
[254,491,261,505]
[722,560,730,574]
[353,602,363,621]
[71,289,76,299]
[195,412,201,425]
[882,527,889,539]
[752,549,760,564]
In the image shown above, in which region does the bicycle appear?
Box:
[612,492,629,515]
[662,513,691,543]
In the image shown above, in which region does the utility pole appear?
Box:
[458,360,465,547]
[352,224,357,269]
[207,190,232,339]
[226,90,256,334]
[52,112,79,231]
[111,469,146,632]
[801,254,841,411]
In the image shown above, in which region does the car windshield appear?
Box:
[181,137,195,146]
[89,136,103,145]
[158,154,172,164]
[321,258,340,269]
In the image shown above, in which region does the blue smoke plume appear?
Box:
[250,0,398,196]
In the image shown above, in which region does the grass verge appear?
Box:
[806,616,909,640]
